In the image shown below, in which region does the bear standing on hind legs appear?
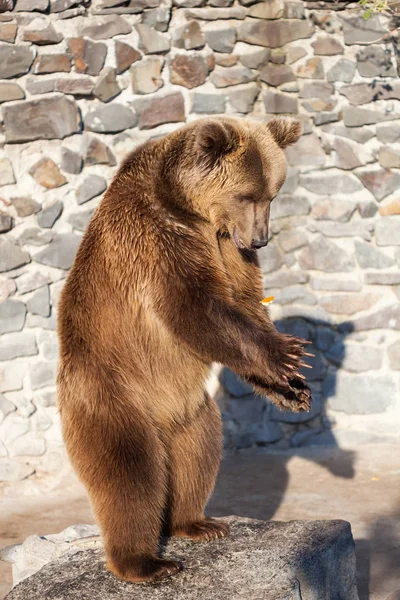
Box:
[57,116,312,583]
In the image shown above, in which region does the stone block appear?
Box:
[0,332,37,361]
[15,271,50,295]
[296,57,324,79]
[248,0,283,19]
[0,22,17,42]
[347,304,400,332]
[29,361,57,390]
[61,147,82,174]
[75,174,107,205]
[27,285,50,317]
[17,228,53,247]
[0,158,15,187]
[34,233,81,270]
[238,17,314,48]
[376,122,400,144]
[0,45,35,79]
[130,56,164,94]
[235,42,270,69]
[312,35,344,55]
[203,21,236,53]
[260,64,295,87]
[263,89,298,114]
[300,172,362,195]
[29,158,67,189]
[84,104,137,133]
[0,83,25,104]
[226,82,259,113]
[3,95,80,143]
[311,198,356,223]
[325,371,396,414]
[327,57,356,83]
[277,229,307,252]
[211,65,255,88]
[115,40,140,74]
[134,91,185,129]
[68,38,107,76]
[319,293,379,316]
[299,236,354,273]
[93,67,121,102]
[82,135,116,166]
[364,272,400,285]
[357,168,400,202]
[357,45,397,77]
[285,133,325,166]
[0,240,30,273]
[258,243,283,274]
[32,53,71,74]
[343,106,399,128]
[37,200,63,229]
[79,16,132,39]
[172,21,204,50]
[341,13,388,45]
[355,240,394,269]
[271,195,310,220]
[170,53,212,89]
[23,22,63,45]
[388,341,400,370]
[192,90,226,114]
[136,23,170,53]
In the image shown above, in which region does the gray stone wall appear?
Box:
[0,0,399,481]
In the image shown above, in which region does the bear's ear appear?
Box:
[195,120,241,167]
[266,117,302,149]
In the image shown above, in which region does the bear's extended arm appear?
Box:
[147,238,311,411]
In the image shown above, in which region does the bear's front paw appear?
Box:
[268,334,313,388]
[270,377,312,413]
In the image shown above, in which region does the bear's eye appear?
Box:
[237,194,257,203]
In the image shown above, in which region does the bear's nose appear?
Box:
[251,239,268,249]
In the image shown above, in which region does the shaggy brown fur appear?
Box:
[57,117,312,583]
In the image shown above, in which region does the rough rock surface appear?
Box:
[3,518,359,600]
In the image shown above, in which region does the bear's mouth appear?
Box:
[233,227,246,249]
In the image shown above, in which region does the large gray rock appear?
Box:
[375,218,400,246]
[75,174,107,205]
[0,331,37,361]
[299,236,354,273]
[3,518,359,600]
[34,233,81,270]
[0,45,35,79]
[325,372,396,414]
[0,300,26,335]
[238,17,314,48]
[3,95,80,143]
[84,104,137,133]
[0,239,30,273]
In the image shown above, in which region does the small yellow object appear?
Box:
[371,476,379,481]
[260,296,275,305]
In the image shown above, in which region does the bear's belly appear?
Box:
[123,306,212,428]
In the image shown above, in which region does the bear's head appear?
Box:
[172,117,302,251]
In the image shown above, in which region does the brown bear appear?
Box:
[57,116,312,583]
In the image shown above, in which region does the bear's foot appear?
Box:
[173,519,229,542]
[108,554,182,582]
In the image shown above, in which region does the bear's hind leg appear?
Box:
[61,396,182,582]
[167,394,228,542]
